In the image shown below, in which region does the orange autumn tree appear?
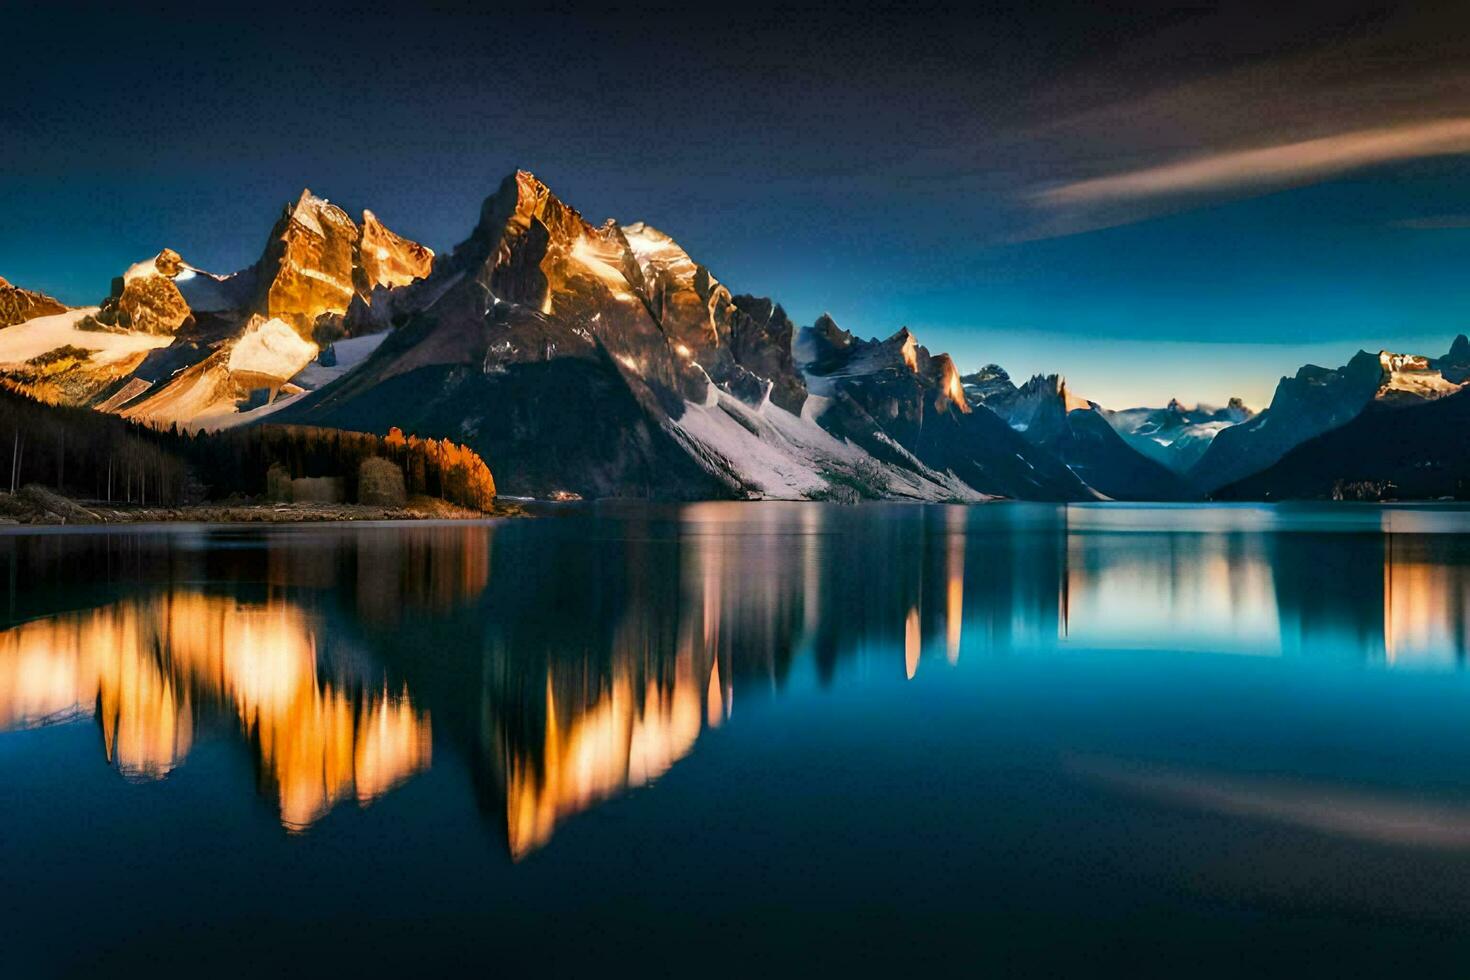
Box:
[382,427,497,510]
[0,387,497,510]
[184,424,496,511]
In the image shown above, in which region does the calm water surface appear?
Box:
[6,502,1470,974]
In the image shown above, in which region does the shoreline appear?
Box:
[0,485,525,526]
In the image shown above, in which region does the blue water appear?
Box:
[4,502,1470,975]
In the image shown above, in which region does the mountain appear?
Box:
[795,323,1090,500]
[0,277,68,328]
[251,190,433,342]
[1106,398,1253,474]
[21,168,1462,505]
[0,192,433,428]
[1190,344,1466,492]
[1438,334,1470,383]
[81,248,243,336]
[964,366,1191,499]
[276,171,1092,501]
[1215,387,1470,500]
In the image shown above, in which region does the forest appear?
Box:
[0,385,496,510]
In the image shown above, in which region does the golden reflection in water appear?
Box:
[501,514,740,859]
[904,607,921,679]
[504,652,719,860]
[1061,535,1282,653]
[706,658,724,729]
[9,510,1470,857]
[98,624,194,782]
[0,594,430,830]
[1382,538,1470,668]
[946,509,965,665]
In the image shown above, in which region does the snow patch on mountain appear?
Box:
[290,332,389,390]
[672,389,985,501]
[0,308,170,366]
[121,250,254,313]
[122,258,160,283]
[227,317,318,379]
[621,222,697,276]
[568,235,637,301]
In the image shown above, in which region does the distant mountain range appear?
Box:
[2,170,1467,502]
[1105,398,1254,475]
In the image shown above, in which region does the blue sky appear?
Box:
[5,2,1470,409]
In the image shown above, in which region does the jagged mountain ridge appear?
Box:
[0,277,68,328]
[11,169,1465,502]
[795,321,1090,500]
[251,190,433,342]
[1192,340,1470,492]
[963,366,1192,500]
[1216,386,1470,501]
[0,192,434,427]
[278,171,1096,501]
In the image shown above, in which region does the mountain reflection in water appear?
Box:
[0,593,432,829]
[3,503,1470,857]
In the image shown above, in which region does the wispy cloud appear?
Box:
[1037,117,1470,208]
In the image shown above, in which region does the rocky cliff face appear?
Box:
[0,277,67,327]
[251,191,431,342]
[727,296,806,414]
[357,210,434,293]
[1374,350,1463,404]
[790,320,1089,500]
[277,171,737,499]
[252,192,361,339]
[960,364,1018,405]
[86,251,196,335]
[979,373,1091,441]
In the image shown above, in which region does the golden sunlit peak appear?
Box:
[946,371,967,409]
[899,331,919,373]
[1058,377,1091,413]
[675,343,693,360]
[932,354,972,414]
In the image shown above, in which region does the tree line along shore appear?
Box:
[0,385,510,524]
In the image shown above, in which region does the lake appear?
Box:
[5,501,1470,974]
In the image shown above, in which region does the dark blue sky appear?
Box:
[6,1,1470,407]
